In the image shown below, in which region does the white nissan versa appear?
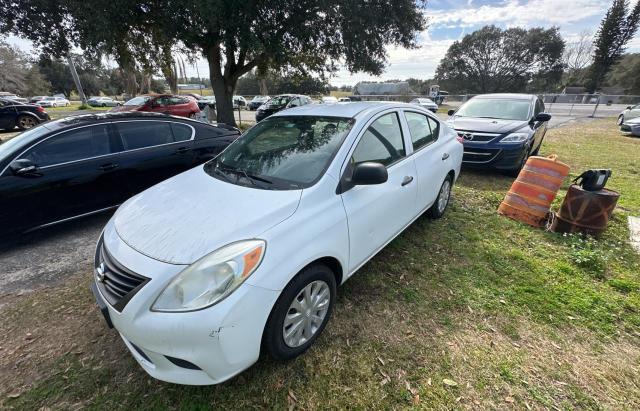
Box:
[92,102,463,385]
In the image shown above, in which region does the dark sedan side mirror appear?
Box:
[10,159,38,176]
[534,112,551,122]
[447,109,455,116]
[351,162,388,186]
[627,106,632,110]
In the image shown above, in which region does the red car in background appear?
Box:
[112,94,200,118]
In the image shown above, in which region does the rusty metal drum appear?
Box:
[498,155,570,227]
[551,184,620,236]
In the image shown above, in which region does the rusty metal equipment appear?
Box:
[498,155,570,227]
[551,184,620,236]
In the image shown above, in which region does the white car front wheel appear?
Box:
[617,115,624,125]
[263,264,336,360]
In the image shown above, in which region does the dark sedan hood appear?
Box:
[450,117,528,134]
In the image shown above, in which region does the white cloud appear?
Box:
[427,0,607,28]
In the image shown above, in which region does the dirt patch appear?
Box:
[0,213,110,296]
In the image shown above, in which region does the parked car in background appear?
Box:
[410,97,438,113]
[618,103,640,125]
[111,94,200,118]
[29,96,47,104]
[255,94,312,122]
[233,95,247,109]
[90,102,462,385]
[0,92,27,103]
[447,93,551,176]
[0,97,50,130]
[0,112,240,238]
[88,96,120,107]
[36,96,70,107]
[338,97,351,102]
[321,96,339,104]
[620,116,640,137]
[248,95,270,110]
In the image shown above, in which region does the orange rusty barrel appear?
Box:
[551,184,620,236]
[498,155,570,227]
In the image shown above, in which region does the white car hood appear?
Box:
[113,166,302,265]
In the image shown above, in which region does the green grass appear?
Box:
[1,118,639,409]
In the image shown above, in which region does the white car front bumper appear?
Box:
[93,219,280,385]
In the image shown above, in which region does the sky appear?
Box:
[4,0,640,87]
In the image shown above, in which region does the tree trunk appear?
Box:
[260,78,268,95]
[206,49,237,126]
[211,76,236,126]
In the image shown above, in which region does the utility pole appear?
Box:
[67,55,87,104]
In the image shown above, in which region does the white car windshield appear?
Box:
[205,116,354,189]
[456,98,531,121]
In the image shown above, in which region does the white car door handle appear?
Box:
[442,153,450,160]
[401,176,414,186]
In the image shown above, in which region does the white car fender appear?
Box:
[246,173,350,291]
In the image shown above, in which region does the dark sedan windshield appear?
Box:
[264,96,292,108]
[205,116,353,189]
[456,98,532,121]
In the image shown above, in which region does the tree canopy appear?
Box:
[434,25,565,94]
[1,0,427,125]
[587,0,640,92]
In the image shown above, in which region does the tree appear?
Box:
[563,31,594,71]
[605,53,640,94]
[2,1,426,125]
[160,0,427,125]
[0,41,28,93]
[22,66,52,96]
[587,0,640,92]
[434,25,565,94]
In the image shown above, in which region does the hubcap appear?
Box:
[282,280,330,348]
[19,117,36,129]
[437,180,451,213]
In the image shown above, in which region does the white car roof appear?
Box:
[272,101,428,119]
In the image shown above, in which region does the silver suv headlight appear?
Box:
[151,240,266,312]
[500,132,530,143]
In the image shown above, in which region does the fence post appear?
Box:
[590,95,600,118]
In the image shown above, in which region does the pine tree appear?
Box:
[587,0,640,92]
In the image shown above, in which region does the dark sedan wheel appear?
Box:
[16,115,38,130]
[264,264,336,361]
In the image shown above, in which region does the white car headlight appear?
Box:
[151,240,266,312]
[501,132,530,143]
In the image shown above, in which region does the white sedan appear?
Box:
[36,96,70,107]
[410,97,438,113]
[91,102,463,385]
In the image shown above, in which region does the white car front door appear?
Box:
[402,110,449,213]
[340,111,418,273]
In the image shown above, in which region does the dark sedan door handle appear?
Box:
[442,153,450,160]
[175,147,190,154]
[401,176,414,186]
[98,163,119,171]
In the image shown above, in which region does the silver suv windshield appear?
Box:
[205,116,354,190]
[456,98,532,121]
